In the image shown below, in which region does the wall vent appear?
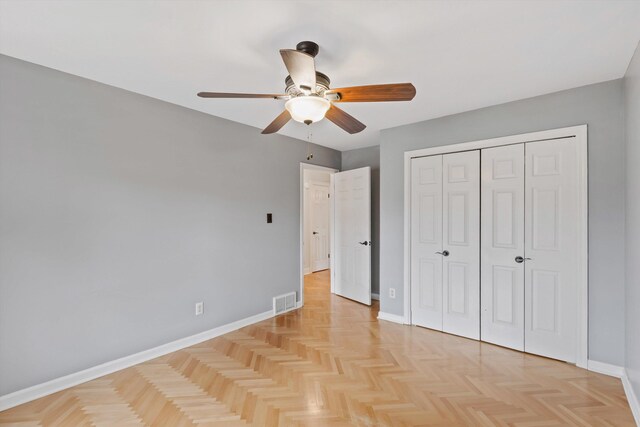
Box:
[273,292,297,315]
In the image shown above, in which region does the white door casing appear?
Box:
[524,139,580,363]
[480,144,526,350]
[442,151,480,340]
[303,185,311,275]
[410,155,443,330]
[310,183,330,272]
[333,167,371,305]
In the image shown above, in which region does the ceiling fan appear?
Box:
[197,41,416,135]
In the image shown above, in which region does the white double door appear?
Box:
[411,151,480,340]
[411,139,581,363]
[481,140,580,363]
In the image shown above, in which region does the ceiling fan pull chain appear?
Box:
[306,127,314,161]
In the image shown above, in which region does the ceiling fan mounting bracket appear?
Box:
[296,41,319,57]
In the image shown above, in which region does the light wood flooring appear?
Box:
[0,270,635,426]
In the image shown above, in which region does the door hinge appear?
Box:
[328,253,330,258]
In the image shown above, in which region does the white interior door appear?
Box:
[333,167,371,305]
[310,183,330,272]
[480,144,525,350]
[524,139,580,363]
[442,151,480,339]
[411,155,443,330]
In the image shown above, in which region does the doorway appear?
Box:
[300,163,337,306]
[304,170,331,275]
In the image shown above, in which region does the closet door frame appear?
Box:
[400,125,588,369]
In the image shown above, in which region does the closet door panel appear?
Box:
[442,151,480,340]
[480,144,525,350]
[411,155,443,330]
[525,139,580,363]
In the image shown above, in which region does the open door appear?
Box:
[310,183,330,272]
[333,167,371,305]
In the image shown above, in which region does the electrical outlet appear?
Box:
[195,302,204,316]
[389,288,396,299]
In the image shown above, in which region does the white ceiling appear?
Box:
[1,0,639,151]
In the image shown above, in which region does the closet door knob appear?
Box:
[436,250,450,257]
[515,256,532,263]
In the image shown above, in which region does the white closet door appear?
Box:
[334,167,371,305]
[442,151,480,340]
[480,144,525,350]
[410,155,443,330]
[524,139,579,363]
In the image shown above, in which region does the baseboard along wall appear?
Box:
[621,370,640,426]
[0,309,275,411]
[377,311,405,324]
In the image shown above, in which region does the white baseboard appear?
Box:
[587,361,639,425]
[622,369,640,426]
[371,293,380,300]
[0,309,274,412]
[377,311,405,324]
[587,359,625,378]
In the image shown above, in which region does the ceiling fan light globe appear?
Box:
[285,96,330,124]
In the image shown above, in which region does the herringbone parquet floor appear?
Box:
[0,270,635,426]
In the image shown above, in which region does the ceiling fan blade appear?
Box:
[280,49,316,92]
[198,92,288,99]
[326,83,416,102]
[261,110,292,134]
[325,104,366,134]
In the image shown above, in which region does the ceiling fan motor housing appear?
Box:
[285,71,331,96]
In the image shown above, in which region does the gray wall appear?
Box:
[341,146,380,296]
[624,43,640,405]
[0,55,341,395]
[380,80,626,366]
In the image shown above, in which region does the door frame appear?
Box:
[403,125,588,368]
[300,163,338,307]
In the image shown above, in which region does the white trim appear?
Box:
[371,293,380,300]
[587,362,639,424]
[299,163,338,306]
[377,312,406,324]
[622,369,640,425]
[575,125,589,370]
[403,125,589,367]
[0,309,275,411]
[587,360,625,378]
[329,172,335,294]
